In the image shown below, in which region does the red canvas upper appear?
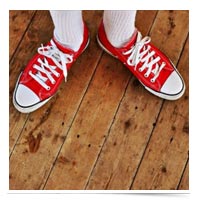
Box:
[97,21,175,93]
[18,23,89,101]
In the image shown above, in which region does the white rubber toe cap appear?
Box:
[161,71,184,96]
[15,84,40,107]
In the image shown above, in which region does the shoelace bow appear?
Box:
[29,40,73,90]
[123,32,166,83]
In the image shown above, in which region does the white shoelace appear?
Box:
[29,40,73,90]
[123,32,166,83]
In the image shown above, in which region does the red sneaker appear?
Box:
[13,23,89,113]
[97,21,185,100]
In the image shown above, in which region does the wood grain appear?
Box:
[44,10,158,190]
[9,10,35,60]
[86,10,189,190]
[9,10,189,190]
[178,160,189,190]
[9,10,103,189]
[86,10,158,190]
[9,11,53,154]
[132,36,189,190]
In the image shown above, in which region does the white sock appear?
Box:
[50,10,84,51]
[103,10,137,47]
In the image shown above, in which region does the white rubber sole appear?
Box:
[13,38,90,113]
[97,35,185,100]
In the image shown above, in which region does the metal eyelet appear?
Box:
[46,86,51,90]
[150,79,155,83]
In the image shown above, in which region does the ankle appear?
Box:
[103,10,136,48]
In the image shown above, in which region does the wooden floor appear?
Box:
[9,10,189,190]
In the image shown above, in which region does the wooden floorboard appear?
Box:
[44,10,157,190]
[85,11,158,190]
[9,10,189,190]
[178,159,189,190]
[86,10,189,190]
[9,10,36,61]
[131,36,189,190]
[9,10,103,190]
[9,10,53,154]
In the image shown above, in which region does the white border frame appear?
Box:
[1,0,200,199]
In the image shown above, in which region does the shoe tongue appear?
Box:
[121,29,138,50]
[52,37,74,54]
